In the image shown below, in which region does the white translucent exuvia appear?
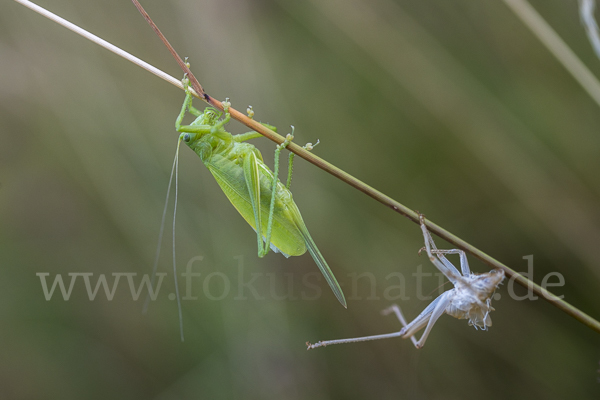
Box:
[307,215,505,350]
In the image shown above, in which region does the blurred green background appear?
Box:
[2,0,600,398]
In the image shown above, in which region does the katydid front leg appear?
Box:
[210,98,231,133]
[176,84,211,135]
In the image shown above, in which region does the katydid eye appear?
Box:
[183,133,191,142]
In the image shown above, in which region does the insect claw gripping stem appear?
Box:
[222,97,231,112]
[303,139,320,152]
[279,133,294,149]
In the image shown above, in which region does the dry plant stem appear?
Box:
[14,0,600,335]
[502,0,600,108]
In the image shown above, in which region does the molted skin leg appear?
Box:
[419,215,462,283]
[381,304,418,347]
[414,291,452,348]
[429,248,471,276]
[383,290,453,349]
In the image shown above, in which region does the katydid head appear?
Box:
[180,131,198,146]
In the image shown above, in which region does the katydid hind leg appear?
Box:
[261,134,296,253]
[243,133,295,258]
[256,133,294,257]
[242,152,267,256]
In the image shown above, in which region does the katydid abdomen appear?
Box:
[207,147,306,257]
